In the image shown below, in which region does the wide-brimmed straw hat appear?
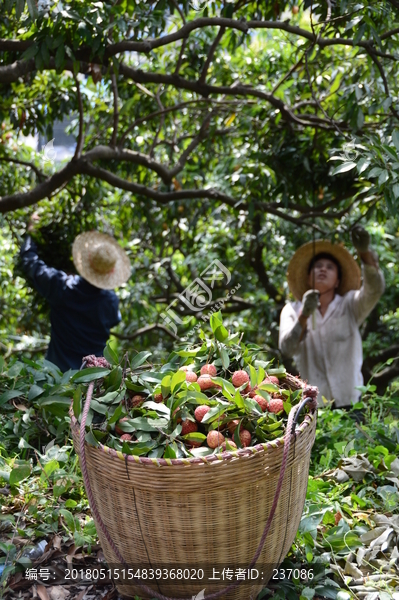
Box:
[287,240,361,301]
[72,231,131,290]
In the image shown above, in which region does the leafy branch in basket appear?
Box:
[73,313,315,460]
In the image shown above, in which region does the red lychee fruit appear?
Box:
[120,433,133,442]
[194,405,210,423]
[239,429,252,448]
[186,439,202,448]
[153,393,164,403]
[181,420,198,436]
[130,394,145,408]
[227,419,240,435]
[262,376,280,386]
[268,398,284,414]
[207,430,225,449]
[185,371,198,383]
[249,389,257,398]
[232,370,250,388]
[197,375,215,391]
[200,364,217,377]
[292,5,299,14]
[115,417,129,436]
[221,439,237,451]
[253,394,268,412]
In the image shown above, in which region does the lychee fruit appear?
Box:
[153,393,164,403]
[181,420,198,436]
[185,371,198,383]
[179,365,195,372]
[197,375,215,391]
[227,419,240,435]
[115,417,129,436]
[268,398,284,414]
[130,394,145,408]
[262,376,279,386]
[221,439,237,451]
[253,394,268,412]
[239,429,252,448]
[292,5,299,14]
[194,405,210,423]
[120,433,133,442]
[200,364,217,376]
[232,370,249,387]
[207,430,225,449]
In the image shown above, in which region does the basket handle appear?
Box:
[79,376,316,600]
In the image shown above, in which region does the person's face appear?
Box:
[308,258,340,294]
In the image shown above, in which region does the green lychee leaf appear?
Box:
[233,420,243,448]
[210,311,223,334]
[256,390,270,401]
[224,439,237,451]
[71,367,110,383]
[182,432,206,442]
[171,370,186,392]
[211,377,235,397]
[103,341,119,366]
[267,366,286,376]
[163,444,177,459]
[84,431,100,447]
[243,397,262,415]
[73,385,82,419]
[108,404,124,424]
[283,400,292,414]
[161,374,172,397]
[248,364,257,388]
[233,390,245,409]
[257,366,266,385]
[219,347,230,369]
[214,324,229,342]
[258,383,279,393]
[129,441,158,456]
[142,401,170,418]
[130,351,152,369]
[201,405,227,424]
[175,349,198,357]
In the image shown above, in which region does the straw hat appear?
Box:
[72,231,131,290]
[286,240,361,301]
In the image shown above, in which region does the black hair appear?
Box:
[308,252,342,281]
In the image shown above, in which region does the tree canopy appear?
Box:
[1,0,399,389]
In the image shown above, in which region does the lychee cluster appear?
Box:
[93,353,313,458]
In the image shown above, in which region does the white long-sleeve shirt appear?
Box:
[279,264,385,407]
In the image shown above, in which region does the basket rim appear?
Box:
[70,405,316,467]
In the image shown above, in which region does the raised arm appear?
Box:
[19,235,69,304]
[351,226,385,325]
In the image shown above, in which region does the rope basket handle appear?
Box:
[79,376,317,600]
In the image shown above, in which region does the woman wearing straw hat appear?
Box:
[279,226,385,408]
[19,230,131,372]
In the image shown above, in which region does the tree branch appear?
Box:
[110,72,119,147]
[366,48,399,123]
[118,64,339,129]
[83,145,173,182]
[73,74,84,160]
[111,323,179,341]
[0,157,45,181]
[0,161,81,213]
[199,26,225,84]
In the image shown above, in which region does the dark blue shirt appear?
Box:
[20,236,121,372]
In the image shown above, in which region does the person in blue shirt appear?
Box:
[19,229,131,372]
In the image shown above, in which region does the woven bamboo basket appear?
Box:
[70,399,317,600]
